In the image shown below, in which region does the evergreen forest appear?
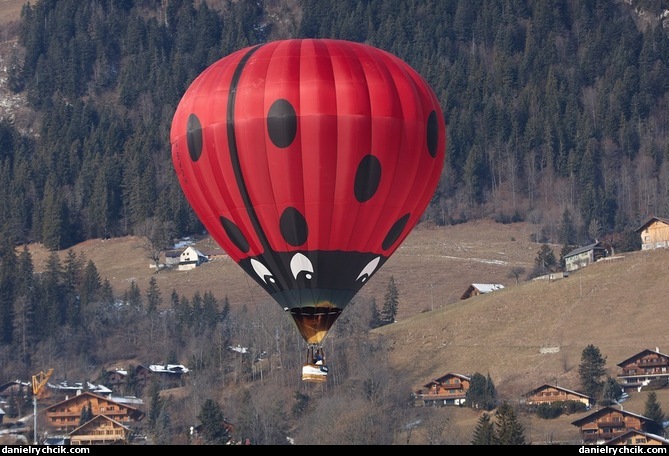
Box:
[0,0,668,252]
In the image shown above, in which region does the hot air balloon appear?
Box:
[170,39,446,382]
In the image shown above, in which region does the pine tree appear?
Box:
[147,381,163,432]
[558,207,577,246]
[80,259,101,309]
[124,280,143,310]
[601,376,623,405]
[79,401,93,425]
[495,401,527,445]
[381,276,399,324]
[13,246,36,364]
[369,297,383,328]
[466,372,497,411]
[0,239,17,345]
[471,412,496,445]
[202,291,219,330]
[485,373,498,410]
[146,276,162,315]
[644,391,666,436]
[39,250,64,336]
[579,344,607,402]
[197,399,230,445]
[534,244,557,274]
[124,365,140,397]
[63,249,84,326]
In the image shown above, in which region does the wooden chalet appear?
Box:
[460,284,504,300]
[571,406,657,444]
[44,391,144,433]
[617,348,669,393]
[104,369,128,394]
[412,373,470,406]
[605,429,669,446]
[0,380,30,399]
[522,384,592,407]
[68,415,132,445]
[635,216,669,251]
[48,381,112,400]
[134,364,189,389]
[563,242,607,272]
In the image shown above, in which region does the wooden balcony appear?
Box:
[597,420,626,429]
[638,359,668,367]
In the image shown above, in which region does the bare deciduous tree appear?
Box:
[134,217,174,271]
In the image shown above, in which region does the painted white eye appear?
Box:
[290,252,314,280]
[356,256,381,283]
[251,259,276,284]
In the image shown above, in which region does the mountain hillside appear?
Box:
[25,219,540,321]
[19,218,669,444]
[374,244,669,395]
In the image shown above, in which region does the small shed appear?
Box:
[163,250,182,267]
[460,283,504,300]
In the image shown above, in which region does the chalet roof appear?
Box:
[617,348,669,367]
[564,242,605,258]
[49,381,112,395]
[471,283,504,293]
[181,246,207,258]
[571,406,653,427]
[431,373,471,384]
[523,383,590,399]
[635,216,669,232]
[109,395,144,406]
[142,364,189,374]
[0,380,30,393]
[228,345,250,354]
[68,414,130,436]
[460,283,504,300]
[45,391,143,414]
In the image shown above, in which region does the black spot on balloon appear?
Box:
[427,110,438,158]
[220,216,250,253]
[186,114,203,162]
[382,213,410,250]
[354,155,382,202]
[280,207,308,246]
[267,99,297,148]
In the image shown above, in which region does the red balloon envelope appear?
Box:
[171,39,446,347]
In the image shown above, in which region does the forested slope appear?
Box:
[0,0,668,253]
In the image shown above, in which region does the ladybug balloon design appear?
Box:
[171,39,446,362]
